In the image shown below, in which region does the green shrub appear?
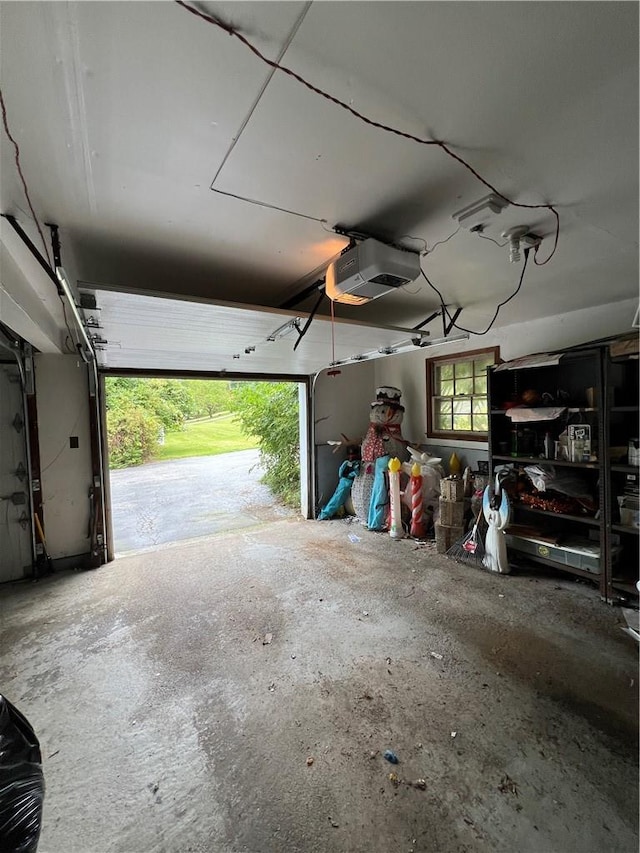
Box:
[107,405,160,468]
[230,382,300,506]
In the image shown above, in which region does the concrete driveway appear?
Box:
[109,449,287,554]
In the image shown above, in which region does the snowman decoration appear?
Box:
[351,387,409,529]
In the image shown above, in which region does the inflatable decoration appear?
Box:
[318,445,361,520]
[351,387,409,528]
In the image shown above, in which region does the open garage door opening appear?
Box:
[103,376,307,556]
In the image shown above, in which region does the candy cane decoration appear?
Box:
[410,462,425,539]
[388,457,403,539]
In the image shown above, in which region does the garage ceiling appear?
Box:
[0,1,638,364]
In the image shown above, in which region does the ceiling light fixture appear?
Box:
[501,226,528,263]
[453,193,510,231]
[501,227,542,263]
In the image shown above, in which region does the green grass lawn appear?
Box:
[155,414,258,461]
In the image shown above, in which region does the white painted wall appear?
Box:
[312,361,376,512]
[374,297,638,469]
[35,354,92,561]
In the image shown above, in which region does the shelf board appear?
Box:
[610,406,639,412]
[611,523,640,535]
[611,464,639,473]
[611,580,639,596]
[509,550,601,582]
[492,454,600,469]
[490,408,597,416]
[514,505,599,526]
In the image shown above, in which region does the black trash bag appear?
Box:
[0,695,44,853]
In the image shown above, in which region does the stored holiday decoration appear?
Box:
[351,387,410,529]
[318,445,361,520]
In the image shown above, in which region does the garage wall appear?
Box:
[35,354,92,563]
[0,358,33,581]
[313,360,376,512]
[374,297,638,470]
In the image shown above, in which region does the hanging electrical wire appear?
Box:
[424,225,461,255]
[420,249,531,337]
[59,297,80,354]
[175,1,560,265]
[327,298,341,375]
[477,231,508,248]
[397,234,428,253]
[397,225,461,257]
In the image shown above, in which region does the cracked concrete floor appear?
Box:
[0,515,638,853]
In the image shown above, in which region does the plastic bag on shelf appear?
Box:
[524,465,593,499]
[0,695,44,853]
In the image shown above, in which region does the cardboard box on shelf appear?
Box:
[568,424,592,462]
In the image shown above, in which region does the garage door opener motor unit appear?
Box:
[326,239,421,306]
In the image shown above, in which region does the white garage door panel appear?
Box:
[84,288,432,375]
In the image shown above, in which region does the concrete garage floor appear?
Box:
[0,515,638,853]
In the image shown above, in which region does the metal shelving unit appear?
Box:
[603,342,639,602]
[488,346,610,598]
[487,337,639,603]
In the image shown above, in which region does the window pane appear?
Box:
[455,378,473,395]
[453,398,471,414]
[430,351,495,436]
[474,376,487,394]
[438,363,454,381]
[454,361,472,379]
[453,415,472,431]
[474,354,495,371]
